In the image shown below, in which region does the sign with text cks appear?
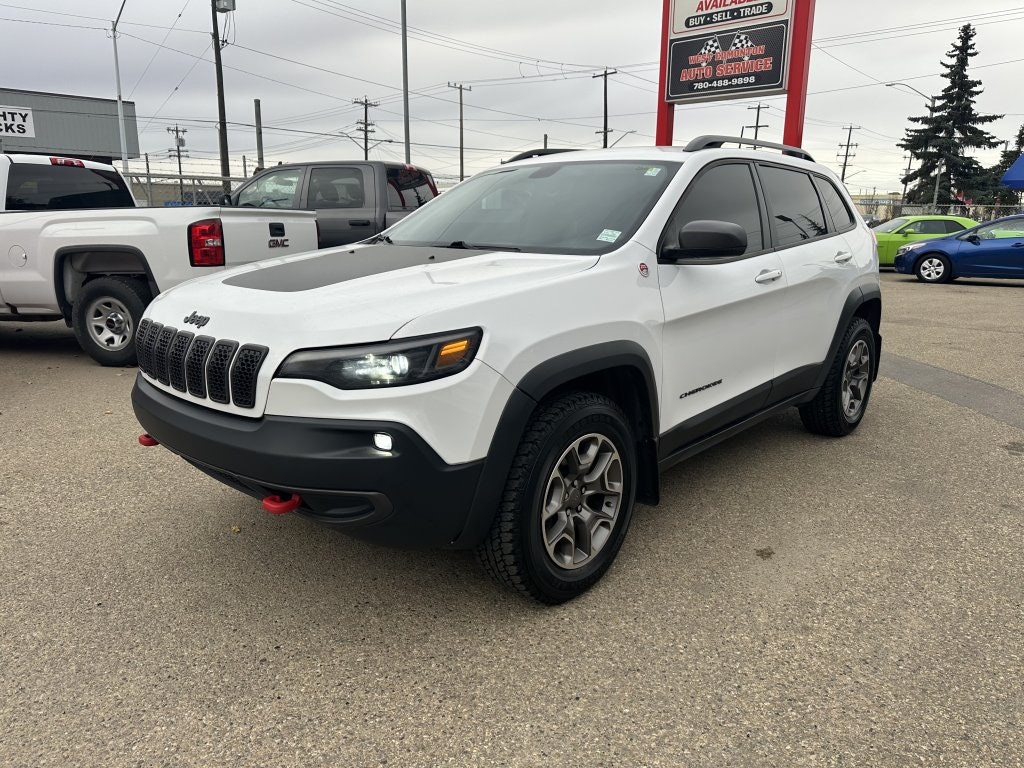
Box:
[0,107,34,138]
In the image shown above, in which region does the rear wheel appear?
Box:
[915,254,952,283]
[72,276,150,366]
[799,317,875,437]
[476,392,636,604]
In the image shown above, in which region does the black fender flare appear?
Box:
[814,283,883,390]
[451,340,659,548]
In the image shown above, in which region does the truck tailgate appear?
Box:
[218,209,319,266]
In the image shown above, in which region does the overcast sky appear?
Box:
[4,0,1022,193]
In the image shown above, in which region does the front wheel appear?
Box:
[799,317,876,437]
[476,392,637,604]
[72,276,150,366]
[915,254,952,283]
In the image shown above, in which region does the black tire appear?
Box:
[914,253,953,283]
[476,392,637,604]
[72,276,150,367]
[799,317,875,437]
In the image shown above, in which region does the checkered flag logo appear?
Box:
[730,33,755,59]
[699,37,722,57]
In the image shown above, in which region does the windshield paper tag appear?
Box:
[642,167,662,176]
[597,229,621,243]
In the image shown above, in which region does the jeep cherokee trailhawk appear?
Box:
[132,136,881,604]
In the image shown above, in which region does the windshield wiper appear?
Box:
[367,234,394,244]
[445,240,521,251]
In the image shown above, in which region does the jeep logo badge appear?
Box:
[183,311,210,328]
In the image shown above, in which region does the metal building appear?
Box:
[0,87,139,164]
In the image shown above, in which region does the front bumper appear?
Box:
[893,252,916,273]
[132,377,485,548]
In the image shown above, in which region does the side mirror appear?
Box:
[220,193,234,206]
[661,220,747,262]
[901,229,916,236]
[965,233,981,244]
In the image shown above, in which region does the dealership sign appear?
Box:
[666,0,793,103]
[0,106,34,137]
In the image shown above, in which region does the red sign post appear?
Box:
[656,0,816,147]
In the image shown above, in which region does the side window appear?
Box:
[308,167,366,209]
[915,220,947,235]
[386,167,437,211]
[974,221,1024,240]
[757,165,828,248]
[236,168,303,208]
[663,163,763,254]
[814,176,855,231]
[943,220,967,234]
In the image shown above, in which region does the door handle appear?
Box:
[754,269,783,284]
[834,250,853,263]
[348,219,371,227]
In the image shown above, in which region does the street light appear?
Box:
[886,82,942,211]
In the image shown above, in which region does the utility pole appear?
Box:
[543,133,548,149]
[211,0,232,193]
[745,103,769,143]
[900,153,913,214]
[254,98,264,171]
[111,0,129,174]
[593,69,617,148]
[167,125,188,203]
[837,125,860,183]
[447,83,472,181]
[400,0,411,163]
[353,96,379,161]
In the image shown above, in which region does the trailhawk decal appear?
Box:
[222,244,495,293]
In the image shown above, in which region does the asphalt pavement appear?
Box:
[1,273,1022,767]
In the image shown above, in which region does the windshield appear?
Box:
[874,217,909,233]
[381,160,681,254]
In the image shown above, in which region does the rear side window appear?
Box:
[237,168,303,208]
[814,176,855,231]
[386,167,437,211]
[308,167,366,209]
[913,220,947,235]
[757,165,828,248]
[664,163,764,254]
[943,220,967,234]
[5,163,134,210]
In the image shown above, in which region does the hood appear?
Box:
[146,243,599,352]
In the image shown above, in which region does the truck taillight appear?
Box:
[188,218,225,267]
[50,156,85,167]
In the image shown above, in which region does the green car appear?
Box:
[873,215,979,266]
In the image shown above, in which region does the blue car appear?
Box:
[893,214,1024,283]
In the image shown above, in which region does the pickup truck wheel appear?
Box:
[476,392,637,604]
[72,276,150,367]
[799,317,875,437]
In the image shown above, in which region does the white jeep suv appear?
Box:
[132,136,881,604]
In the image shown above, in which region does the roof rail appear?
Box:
[683,135,815,162]
[503,148,580,164]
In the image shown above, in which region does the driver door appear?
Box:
[957,221,1024,277]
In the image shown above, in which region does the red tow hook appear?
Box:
[138,433,160,447]
[262,493,302,515]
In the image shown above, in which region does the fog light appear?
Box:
[373,432,393,451]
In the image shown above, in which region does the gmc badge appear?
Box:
[268,238,290,248]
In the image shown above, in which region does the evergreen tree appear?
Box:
[986,123,1024,206]
[897,24,1002,206]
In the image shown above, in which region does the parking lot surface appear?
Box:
[1,273,1022,766]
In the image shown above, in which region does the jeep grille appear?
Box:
[137,318,268,410]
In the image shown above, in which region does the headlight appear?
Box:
[276,328,482,389]
[897,241,928,255]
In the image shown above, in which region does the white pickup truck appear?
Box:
[0,153,318,365]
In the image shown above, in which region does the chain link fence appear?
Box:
[125,172,247,207]
[855,199,1024,223]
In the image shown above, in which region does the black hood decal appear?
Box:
[222,244,493,293]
